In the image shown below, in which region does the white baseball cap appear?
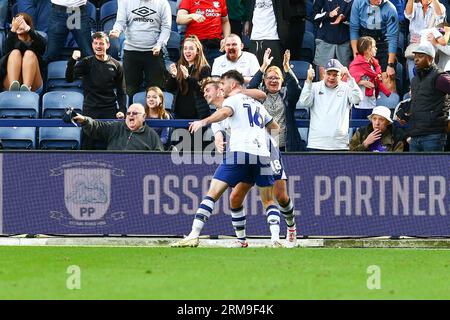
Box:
[412,42,436,58]
[368,106,393,124]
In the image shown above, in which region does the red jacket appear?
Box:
[349,54,391,98]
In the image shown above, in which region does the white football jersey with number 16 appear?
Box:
[222,93,273,157]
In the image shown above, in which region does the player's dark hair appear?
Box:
[220,70,245,86]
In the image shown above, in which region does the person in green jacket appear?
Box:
[350,106,405,152]
[226,0,250,38]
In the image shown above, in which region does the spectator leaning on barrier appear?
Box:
[350,0,399,79]
[0,13,46,93]
[299,59,363,151]
[405,42,450,151]
[110,0,172,101]
[211,33,260,84]
[73,103,164,151]
[176,0,231,66]
[350,106,405,151]
[66,32,127,150]
[248,48,305,151]
[45,0,94,62]
[313,0,354,80]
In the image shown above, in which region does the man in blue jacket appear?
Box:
[350,0,399,77]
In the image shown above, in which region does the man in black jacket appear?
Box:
[73,103,163,151]
[66,31,127,150]
[407,43,450,152]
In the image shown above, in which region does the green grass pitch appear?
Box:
[1,246,449,299]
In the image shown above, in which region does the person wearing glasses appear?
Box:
[66,32,127,150]
[73,103,164,151]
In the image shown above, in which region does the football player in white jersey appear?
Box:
[172,71,283,248]
[206,77,298,247]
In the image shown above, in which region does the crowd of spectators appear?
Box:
[0,0,448,152]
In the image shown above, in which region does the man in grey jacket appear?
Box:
[73,103,164,151]
[109,0,172,101]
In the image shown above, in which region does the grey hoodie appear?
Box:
[113,0,172,51]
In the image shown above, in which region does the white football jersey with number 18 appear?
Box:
[222,93,273,157]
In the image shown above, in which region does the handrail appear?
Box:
[0,119,371,128]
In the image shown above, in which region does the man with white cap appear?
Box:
[406,41,450,151]
[350,106,405,151]
[299,58,363,151]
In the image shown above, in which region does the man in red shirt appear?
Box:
[177,0,231,66]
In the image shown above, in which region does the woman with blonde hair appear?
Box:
[166,35,211,120]
[145,86,172,150]
[0,12,46,92]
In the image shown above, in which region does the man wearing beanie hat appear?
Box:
[406,41,450,151]
[350,106,406,151]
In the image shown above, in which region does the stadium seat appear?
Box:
[298,128,309,142]
[290,60,310,86]
[132,91,174,111]
[395,62,405,97]
[167,31,181,63]
[376,92,400,109]
[299,31,315,63]
[42,91,84,118]
[102,18,124,60]
[305,19,316,35]
[87,1,98,31]
[168,0,178,32]
[47,60,83,93]
[99,0,118,29]
[295,106,309,120]
[39,127,81,150]
[0,91,39,118]
[0,127,36,149]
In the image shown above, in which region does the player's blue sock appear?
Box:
[231,206,246,241]
[189,196,215,238]
[280,198,296,228]
[266,204,280,242]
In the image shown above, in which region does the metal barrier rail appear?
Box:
[0,119,371,128]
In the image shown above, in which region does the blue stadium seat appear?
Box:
[298,128,309,143]
[102,18,124,60]
[0,31,4,57]
[99,0,117,29]
[395,62,404,96]
[132,91,174,111]
[39,127,81,150]
[0,91,39,118]
[47,61,83,93]
[295,107,310,120]
[305,19,316,35]
[167,30,181,63]
[87,1,98,31]
[306,0,313,17]
[168,0,178,31]
[299,31,315,63]
[290,60,310,86]
[42,91,84,118]
[0,127,36,149]
[376,92,400,109]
